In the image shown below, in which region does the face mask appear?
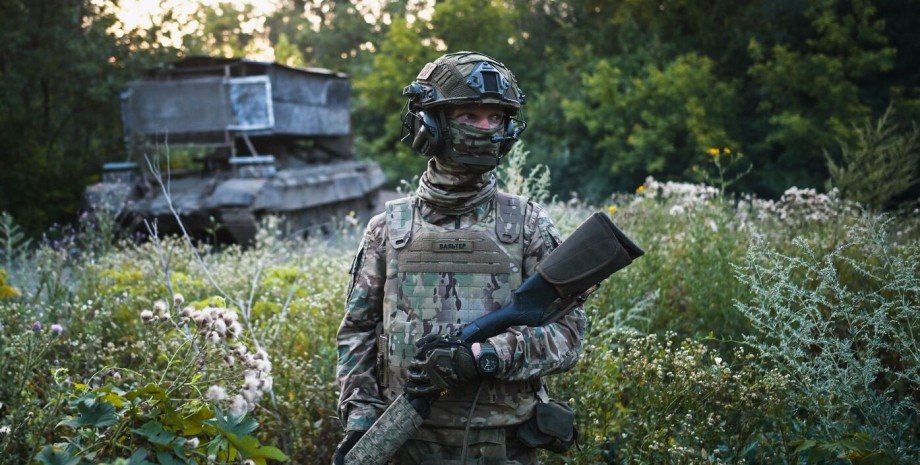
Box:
[446,120,503,167]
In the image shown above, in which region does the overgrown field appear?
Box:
[1,179,918,465]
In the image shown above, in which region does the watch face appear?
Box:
[478,353,499,374]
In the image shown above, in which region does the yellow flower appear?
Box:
[0,285,19,299]
[706,148,720,156]
[723,147,732,154]
[636,185,646,194]
[607,205,618,215]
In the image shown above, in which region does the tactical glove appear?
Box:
[333,430,365,465]
[405,334,485,397]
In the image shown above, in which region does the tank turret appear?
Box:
[85,56,385,243]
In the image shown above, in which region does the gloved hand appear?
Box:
[405,334,480,397]
[332,430,365,465]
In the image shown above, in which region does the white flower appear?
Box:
[230,395,249,417]
[173,293,185,306]
[228,322,243,339]
[255,359,272,373]
[714,357,723,365]
[206,331,221,344]
[205,385,227,401]
[186,437,200,448]
[153,300,168,315]
[140,310,154,323]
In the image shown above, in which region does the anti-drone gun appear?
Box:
[344,212,644,465]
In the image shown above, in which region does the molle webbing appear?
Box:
[399,231,516,274]
[495,192,524,243]
[385,193,525,249]
[386,197,415,250]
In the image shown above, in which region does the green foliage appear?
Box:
[0,212,33,272]
[0,0,177,237]
[825,106,920,209]
[3,169,920,464]
[496,143,551,204]
[548,332,793,464]
[734,214,920,462]
[563,53,740,196]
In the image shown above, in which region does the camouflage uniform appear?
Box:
[336,158,586,465]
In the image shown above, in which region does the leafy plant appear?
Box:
[0,211,32,272]
[734,213,920,463]
[825,105,920,209]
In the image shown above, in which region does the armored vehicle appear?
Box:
[84,56,385,244]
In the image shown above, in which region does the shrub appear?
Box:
[546,330,794,464]
[734,213,920,463]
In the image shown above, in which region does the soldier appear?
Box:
[334,51,585,465]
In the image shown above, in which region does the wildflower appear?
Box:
[51,324,63,334]
[723,147,732,154]
[714,357,723,365]
[31,321,42,331]
[635,184,646,194]
[205,385,227,401]
[227,322,243,339]
[230,395,249,417]
[173,293,185,306]
[706,147,720,156]
[140,310,154,323]
[607,205,618,215]
[186,437,200,448]
[153,300,167,316]
[0,285,19,299]
[0,425,9,436]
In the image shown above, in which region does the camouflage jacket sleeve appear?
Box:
[487,202,587,382]
[336,213,387,432]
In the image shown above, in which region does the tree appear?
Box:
[0,0,175,236]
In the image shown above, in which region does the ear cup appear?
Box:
[410,110,443,157]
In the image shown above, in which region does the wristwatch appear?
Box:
[476,343,500,376]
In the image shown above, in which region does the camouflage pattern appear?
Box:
[447,120,503,159]
[336,185,586,434]
[345,394,425,465]
[406,51,524,115]
[392,426,537,465]
[416,156,496,216]
[380,193,530,428]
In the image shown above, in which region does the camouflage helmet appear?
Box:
[402,51,525,115]
[402,51,527,165]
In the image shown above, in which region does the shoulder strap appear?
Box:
[386,196,415,249]
[495,192,525,244]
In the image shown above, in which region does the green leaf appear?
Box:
[852,451,897,465]
[60,397,117,428]
[125,384,168,402]
[132,421,183,447]
[224,432,289,462]
[155,450,187,465]
[34,446,80,465]
[124,449,156,465]
[180,406,214,436]
[206,409,258,437]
